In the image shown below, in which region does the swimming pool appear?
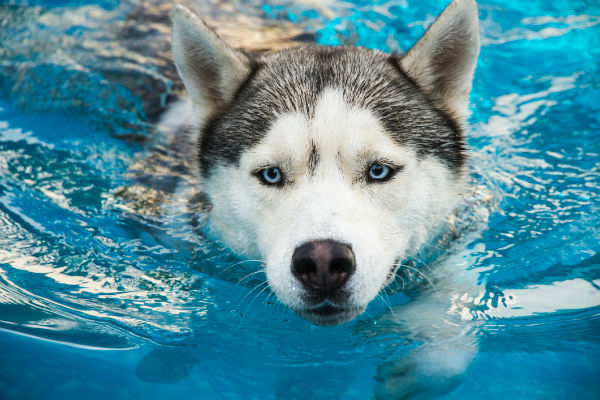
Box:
[0,0,599,398]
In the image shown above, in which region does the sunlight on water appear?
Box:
[0,0,599,399]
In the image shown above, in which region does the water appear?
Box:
[1,0,599,398]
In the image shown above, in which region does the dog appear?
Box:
[170,0,480,327]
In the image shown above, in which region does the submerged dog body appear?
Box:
[171,0,480,325]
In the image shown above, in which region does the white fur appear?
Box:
[204,88,462,319]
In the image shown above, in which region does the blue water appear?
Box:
[1,0,599,399]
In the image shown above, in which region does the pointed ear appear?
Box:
[171,5,252,122]
[401,0,480,120]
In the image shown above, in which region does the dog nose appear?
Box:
[291,240,356,296]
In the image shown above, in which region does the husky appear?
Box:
[170,0,480,327]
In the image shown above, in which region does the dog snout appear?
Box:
[291,240,356,296]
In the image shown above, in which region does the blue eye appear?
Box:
[259,167,283,185]
[368,163,393,182]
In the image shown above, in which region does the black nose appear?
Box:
[291,240,356,296]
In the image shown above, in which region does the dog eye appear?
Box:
[367,163,394,182]
[258,167,283,186]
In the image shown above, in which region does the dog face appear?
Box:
[172,0,480,325]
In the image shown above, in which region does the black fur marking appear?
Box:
[200,45,467,176]
[199,59,264,168]
[307,142,319,177]
[386,55,466,169]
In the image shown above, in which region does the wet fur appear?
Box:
[171,0,480,327]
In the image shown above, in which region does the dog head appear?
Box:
[171,0,480,325]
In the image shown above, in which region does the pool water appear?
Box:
[1,0,599,399]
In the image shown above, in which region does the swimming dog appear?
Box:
[170,0,480,326]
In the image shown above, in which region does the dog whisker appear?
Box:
[215,259,265,278]
[235,269,266,285]
[261,291,275,320]
[241,283,272,324]
[237,281,269,309]
[394,261,439,295]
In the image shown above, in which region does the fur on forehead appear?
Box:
[200,45,466,176]
[241,88,417,173]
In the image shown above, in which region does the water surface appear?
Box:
[0,0,599,398]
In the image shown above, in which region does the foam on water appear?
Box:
[0,0,599,399]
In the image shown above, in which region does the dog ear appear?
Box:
[401,0,480,120]
[171,5,252,122]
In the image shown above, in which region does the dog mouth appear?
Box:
[298,304,365,326]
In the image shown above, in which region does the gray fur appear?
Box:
[199,45,466,176]
[307,141,319,176]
